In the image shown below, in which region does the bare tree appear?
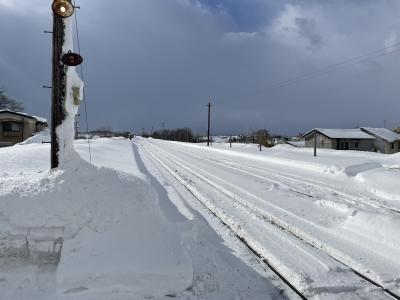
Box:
[0,89,24,112]
[254,129,271,147]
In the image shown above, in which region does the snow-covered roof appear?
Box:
[0,109,31,118]
[303,128,375,139]
[361,127,400,142]
[0,109,47,124]
[32,116,48,123]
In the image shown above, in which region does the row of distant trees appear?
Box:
[84,127,199,143]
[79,126,284,147]
[143,128,278,146]
[0,89,24,111]
[143,128,196,143]
[76,127,131,139]
[74,120,283,147]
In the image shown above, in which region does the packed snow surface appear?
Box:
[0,138,288,300]
[3,133,400,299]
[137,138,400,298]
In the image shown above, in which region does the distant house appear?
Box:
[360,127,400,154]
[302,128,374,151]
[0,110,47,147]
[302,128,400,154]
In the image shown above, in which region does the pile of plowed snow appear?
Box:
[21,128,51,145]
[0,142,192,299]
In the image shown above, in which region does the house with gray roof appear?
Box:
[302,127,400,153]
[0,110,47,147]
[302,128,376,152]
[360,127,400,154]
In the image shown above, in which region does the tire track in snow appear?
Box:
[145,141,400,299]
[141,144,310,299]
[159,141,400,214]
[141,140,396,299]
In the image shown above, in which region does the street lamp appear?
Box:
[52,0,74,18]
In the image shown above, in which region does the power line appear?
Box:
[274,48,400,90]
[269,42,400,91]
[73,0,92,164]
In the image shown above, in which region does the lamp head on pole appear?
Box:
[52,0,74,18]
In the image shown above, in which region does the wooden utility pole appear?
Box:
[50,0,82,168]
[314,132,317,157]
[207,101,211,146]
[74,113,80,140]
[51,2,68,169]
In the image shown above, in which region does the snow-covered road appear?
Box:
[137,138,400,299]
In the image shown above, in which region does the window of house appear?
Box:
[391,143,395,149]
[348,141,359,150]
[2,122,22,132]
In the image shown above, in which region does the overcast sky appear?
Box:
[1,0,400,135]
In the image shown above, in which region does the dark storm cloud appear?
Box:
[1,0,400,135]
[295,17,323,47]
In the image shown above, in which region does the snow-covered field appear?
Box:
[1,135,400,299]
[0,137,292,300]
[138,138,400,299]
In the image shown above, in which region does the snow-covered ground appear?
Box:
[2,134,400,299]
[0,136,292,300]
[192,141,400,208]
[138,138,400,299]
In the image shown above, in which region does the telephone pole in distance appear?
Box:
[207,101,212,146]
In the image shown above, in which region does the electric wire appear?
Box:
[270,42,400,89]
[73,0,92,163]
[269,42,400,91]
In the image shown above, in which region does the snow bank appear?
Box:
[21,128,51,145]
[356,167,400,201]
[342,210,400,256]
[0,148,193,298]
[74,137,146,181]
[0,143,49,182]
[182,142,383,176]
